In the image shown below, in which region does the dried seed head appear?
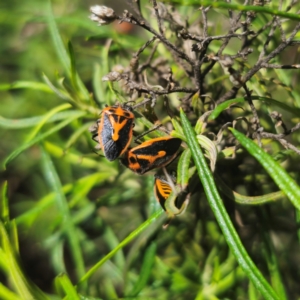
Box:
[102,65,125,81]
[89,5,117,26]
[130,56,139,72]
[270,111,282,120]
[219,55,234,68]
[102,71,122,82]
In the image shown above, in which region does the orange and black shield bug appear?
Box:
[121,137,181,175]
[94,104,135,161]
[154,176,173,211]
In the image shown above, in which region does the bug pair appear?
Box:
[91,104,182,175]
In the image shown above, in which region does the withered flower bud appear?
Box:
[89,6,117,26]
[102,71,122,82]
[219,55,234,68]
[130,56,139,72]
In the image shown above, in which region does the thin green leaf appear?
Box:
[45,1,89,101]
[92,40,112,106]
[209,96,300,120]
[67,41,90,101]
[191,92,202,116]
[42,74,71,101]
[55,273,80,300]
[249,280,259,300]
[0,110,83,129]
[45,0,70,74]
[230,128,300,211]
[68,41,78,93]
[194,111,213,135]
[102,41,118,105]
[0,81,53,93]
[101,279,118,300]
[128,242,157,297]
[0,222,49,300]
[92,64,105,107]
[175,1,300,21]
[0,182,9,223]
[15,172,108,227]
[201,244,219,285]
[40,146,86,286]
[107,81,124,103]
[77,210,164,286]
[177,148,191,188]
[69,173,111,207]
[274,69,300,107]
[171,118,184,137]
[194,118,204,135]
[103,227,125,270]
[196,267,245,299]
[8,221,19,254]
[180,108,279,300]
[51,240,65,275]
[69,203,96,226]
[215,175,284,205]
[260,213,287,300]
[209,98,244,120]
[0,283,23,300]
[15,184,72,226]
[253,96,300,114]
[44,141,117,172]
[64,123,92,150]
[26,103,71,142]
[219,251,237,279]
[197,135,217,172]
[3,111,86,168]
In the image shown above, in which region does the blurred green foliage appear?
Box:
[1,0,300,299]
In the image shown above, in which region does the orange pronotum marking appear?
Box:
[101,105,134,143]
[109,115,128,141]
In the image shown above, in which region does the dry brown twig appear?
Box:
[89,1,300,155]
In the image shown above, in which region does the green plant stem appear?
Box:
[230,128,300,211]
[40,146,86,290]
[180,108,279,300]
[215,174,284,205]
[77,210,163,286]
[3,111,86,168]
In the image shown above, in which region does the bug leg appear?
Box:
[134,124,163,143]
[91,133,99,143]
[89,121,99,133]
